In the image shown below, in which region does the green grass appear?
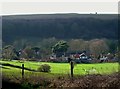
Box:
[1,60,119,77]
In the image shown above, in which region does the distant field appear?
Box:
[1,60,119,77]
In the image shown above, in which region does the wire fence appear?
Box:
[1,60,119,79]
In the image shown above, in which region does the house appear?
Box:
[69,51,92,63]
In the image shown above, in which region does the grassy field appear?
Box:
[1,60,119,77]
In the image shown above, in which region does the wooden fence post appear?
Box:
[70,61,74,78]
[22,64,24,79]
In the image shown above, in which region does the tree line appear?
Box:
[2,38,118,61]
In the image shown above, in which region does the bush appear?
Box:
[37,64,51,72]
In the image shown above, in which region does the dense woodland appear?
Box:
[1,14,119,61]
[2,14,118,43]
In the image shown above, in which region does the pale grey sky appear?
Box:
[0,0,119,2]
[0,2,118,15]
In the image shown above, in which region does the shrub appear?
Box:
[37,64,51,72]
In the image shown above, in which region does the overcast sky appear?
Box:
[0,1,119,15]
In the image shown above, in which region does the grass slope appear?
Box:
[1,60,119,77]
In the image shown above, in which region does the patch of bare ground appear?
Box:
[49,73,120,88]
